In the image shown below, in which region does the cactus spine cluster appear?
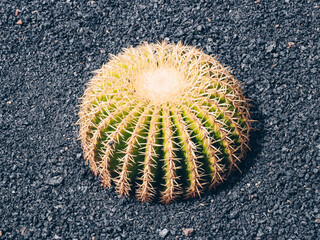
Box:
[78,42,252,204]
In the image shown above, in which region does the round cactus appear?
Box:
[78,42,252,204]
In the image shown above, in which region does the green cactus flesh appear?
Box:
[78,42,252,203]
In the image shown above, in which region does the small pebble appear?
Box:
[159,229,169,238]
[182,228,194,237]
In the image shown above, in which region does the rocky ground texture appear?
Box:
[0,0,319,239]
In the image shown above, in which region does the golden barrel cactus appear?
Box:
[78,42,252,204]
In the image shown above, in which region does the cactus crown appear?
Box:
[78,42,252,204]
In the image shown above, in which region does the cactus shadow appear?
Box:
[172,101,265,204]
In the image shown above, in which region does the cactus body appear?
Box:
[79,42,252,203]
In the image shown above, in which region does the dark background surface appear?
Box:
[0,0,319,239]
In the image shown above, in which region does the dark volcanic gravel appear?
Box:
[1,0,319,239]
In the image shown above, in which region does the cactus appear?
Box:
[78,42,252,204]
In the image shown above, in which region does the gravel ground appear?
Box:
[1,0,319,239]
